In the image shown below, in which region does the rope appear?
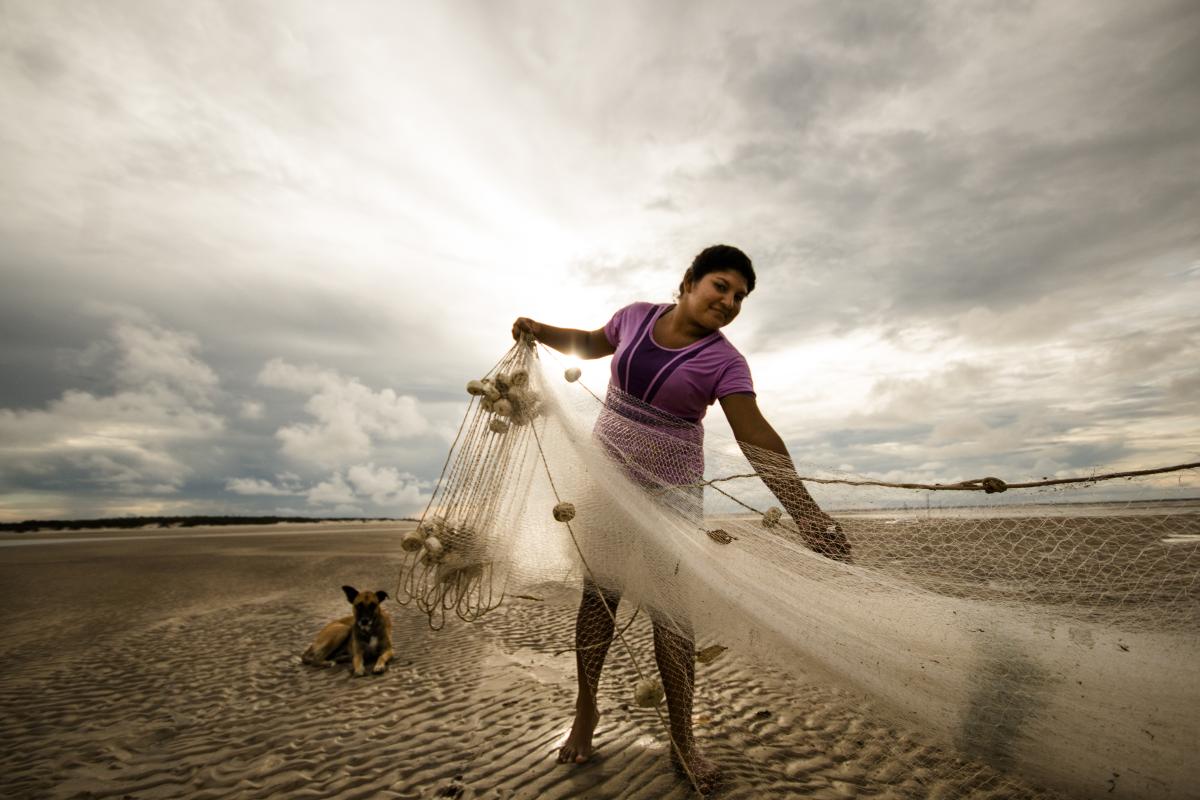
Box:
[414,347,512,526]
[680,461,1200,494]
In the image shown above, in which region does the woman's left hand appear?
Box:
[795,511,852,562]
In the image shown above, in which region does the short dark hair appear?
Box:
[678,244,756,296]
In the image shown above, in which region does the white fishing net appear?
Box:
[396,340,1199,798]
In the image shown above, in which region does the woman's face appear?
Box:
[683,269,749,330]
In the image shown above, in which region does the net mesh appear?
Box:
[395,340,1199,798]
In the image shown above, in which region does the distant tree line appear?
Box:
[0,515,419,534]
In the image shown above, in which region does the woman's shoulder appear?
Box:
[604,301,663,345]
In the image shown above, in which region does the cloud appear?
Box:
[303,464,427,514]
[1167,371,1200,404]
[223,462,429,513]
[258,359,429,469]
[111,317,218,403]
[0,315,224,497]
[239,400,264,420]
[306,473,357,507]
[661,0,1200,354]
[345,463,426,507]
[224,477,299,497]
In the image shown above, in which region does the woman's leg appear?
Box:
[652,615,721,790]
[558,578,621,763]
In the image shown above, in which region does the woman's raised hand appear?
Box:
[512,317,543,341]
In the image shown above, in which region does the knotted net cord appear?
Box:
[395,340,1199,798]
[683,462,1200,495]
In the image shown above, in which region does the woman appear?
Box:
[512,244,849,790]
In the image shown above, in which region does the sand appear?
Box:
[0,522,1062,799]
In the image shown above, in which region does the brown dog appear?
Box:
[301,586,393,677]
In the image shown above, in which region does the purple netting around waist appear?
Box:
[592,386,705,489]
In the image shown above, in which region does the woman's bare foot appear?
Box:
[671,747,722,793]
[556,704,601,764]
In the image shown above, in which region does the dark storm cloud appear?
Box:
[729,1,946,132]
[0,296,460,519]
[684,0,1200,347]
[12,38,67,84]
[0,230,474,411]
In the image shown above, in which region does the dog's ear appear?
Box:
[342,585,359,604]
[375,590,389,603]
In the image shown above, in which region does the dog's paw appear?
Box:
[352,668,365,678]
[372,663,388,675]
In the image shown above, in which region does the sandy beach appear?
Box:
[0,522,1067,799]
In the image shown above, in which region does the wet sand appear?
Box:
[0,522,1059,799]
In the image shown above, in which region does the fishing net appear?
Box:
[395,339,1199,798]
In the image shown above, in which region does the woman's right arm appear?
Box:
[511,318,616,360]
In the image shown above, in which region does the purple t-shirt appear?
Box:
[603,302,754,421]
[594,302,755,488]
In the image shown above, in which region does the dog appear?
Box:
[301,586,393,677]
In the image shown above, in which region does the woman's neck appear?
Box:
[655,304,714,348]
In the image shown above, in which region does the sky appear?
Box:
[0,0,1197,521]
